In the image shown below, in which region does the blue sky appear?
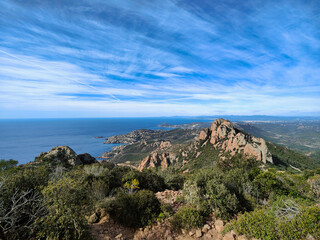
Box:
[0,0,319,118]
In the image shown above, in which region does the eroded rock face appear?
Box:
[200,119,273,164]
[138,152,176,171]
[35,146,98,166]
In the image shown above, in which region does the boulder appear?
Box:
[223,232,236,240]
[215,219,224,232]
[88,212,100,224]
[195,229,202,238]
[237,235,247,240]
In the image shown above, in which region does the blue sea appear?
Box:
[0,118,211,164]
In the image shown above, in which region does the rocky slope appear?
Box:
[104,129,199,145]
[102,128,198,164]
[138,152,176,171]
[200,118,273,164]
[35,146,98,166]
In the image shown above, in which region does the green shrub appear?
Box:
[206,179,241,220]
[0,165,53,239]
[228,208,278,240]
[109,189,161,228]
[160,203,174,217]
[309,174,320,198]
[159,168,185,190]
[0,159,18,171]
[171,206,204,230]
[36,175,90,240]
[228,199,320,240]
[253,170,287,199]
[278,205,320,240]
[122,169,165,192]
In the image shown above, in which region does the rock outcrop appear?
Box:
[200,119,273,164]
[78,153,97,165]
[138,152,176,171]
[35,146,98,166]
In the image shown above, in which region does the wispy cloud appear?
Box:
[0,0,319,117]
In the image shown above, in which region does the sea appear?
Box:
[0,118,212,164]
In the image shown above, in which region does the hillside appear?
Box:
[0,119,319,240]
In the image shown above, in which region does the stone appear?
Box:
[306,234,316,240]
[237,235,247,240]
[207,229,222,239]
[202,226,209,233]
[165,229,172,237]
[215,220,224,232]
[189,231,195,236]
[115,233,123,239]
[203,224,211,230]
[196,229,202,238]
[222,232,235,240]
[88,212,99,224]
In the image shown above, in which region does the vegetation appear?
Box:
[171,206,204,230]
[106,190,161,227]
[267,142,319,171]
[226,198,320,240]
[1,132,320,240]
[0,159,18,171]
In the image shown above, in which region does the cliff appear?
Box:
[199,118,273,164]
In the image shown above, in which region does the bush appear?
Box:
[206,179,241,220]
[227,208,278,240]
[253,170,287,199]
[122,169,166,192]
[171,206,204,230]
[278,205,320,240]
[0,165,53,239]
[108,189,161,228]
[309,174,320,198]
[183,163,255,220]
[159,168,185,190]
[228,199,320,240]
[165,174,184,190]
[0,159,18,171]
[36,175,90,240]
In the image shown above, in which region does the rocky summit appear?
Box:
[200,118,273,164]
[35,146,98,166]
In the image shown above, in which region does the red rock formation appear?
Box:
[200,119,273,164]
[138,152,176,171]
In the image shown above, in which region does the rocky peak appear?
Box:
[35,146,98,166]
[200,119,273,164]
[138,152,176,171]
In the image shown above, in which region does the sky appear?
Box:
[0,0,319,118]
